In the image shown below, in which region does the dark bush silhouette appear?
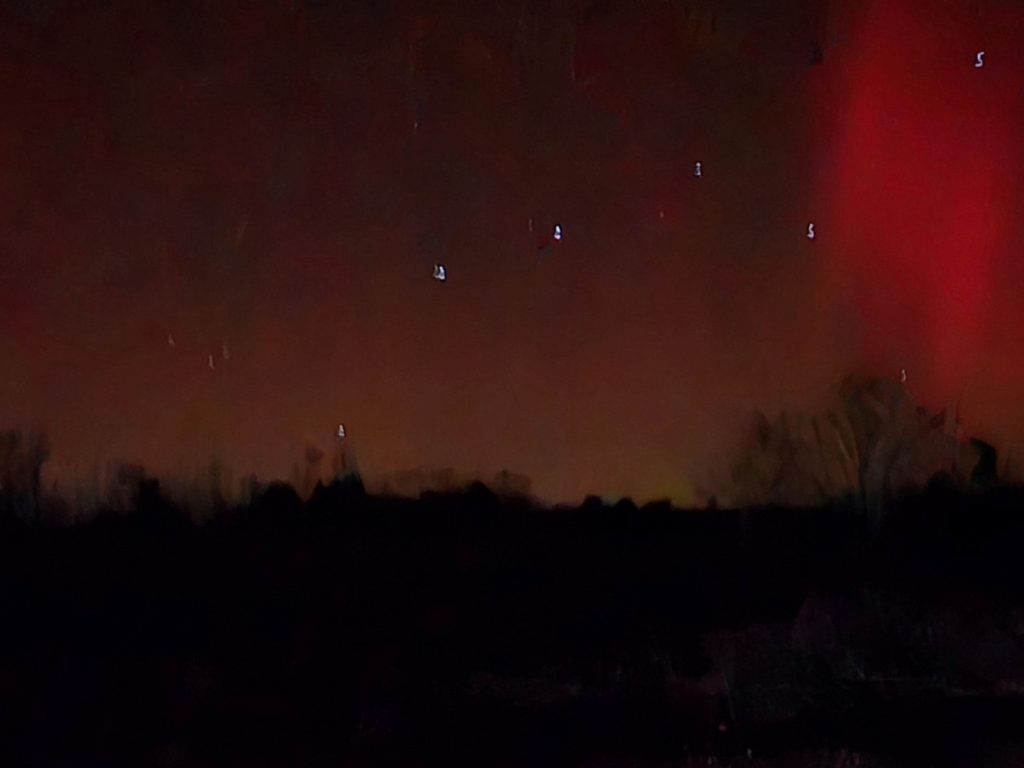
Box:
[971,438,998,490]
[0,429,49,522]
[247,480,303,525]
[306,474,367,525]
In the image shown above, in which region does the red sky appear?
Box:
[1,0,1023,505]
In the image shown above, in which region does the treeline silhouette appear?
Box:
[3,465,1024,766]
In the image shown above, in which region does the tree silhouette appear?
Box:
[731,377,985,524]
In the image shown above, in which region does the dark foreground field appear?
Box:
[3,479,1024,767]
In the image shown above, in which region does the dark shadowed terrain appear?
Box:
[3,475,1024,767]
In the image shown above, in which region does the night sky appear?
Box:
[2,0,1024,505]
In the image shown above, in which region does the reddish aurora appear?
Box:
[827,0,1024,426]
[1,0,1023,505]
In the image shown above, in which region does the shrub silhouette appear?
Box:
[0,429,49,522]
[306,475,367,526]
[249,481,303,525]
